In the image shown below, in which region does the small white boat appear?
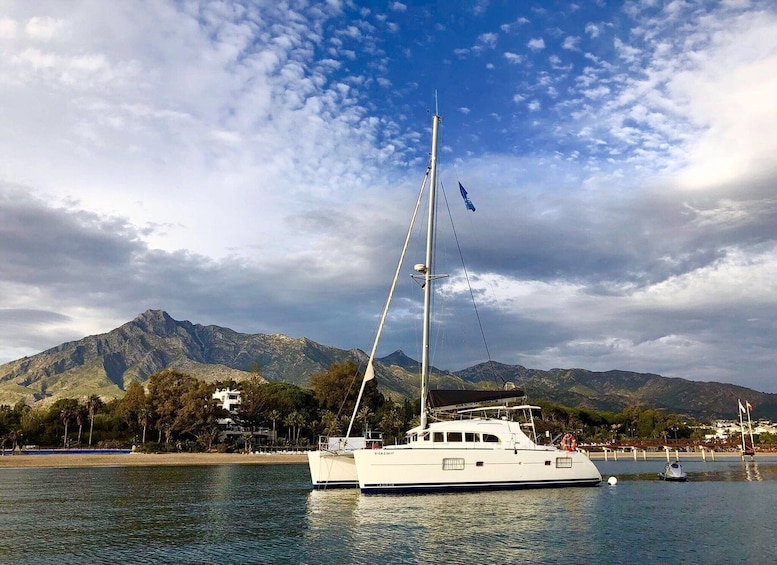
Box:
[658,461,687,481]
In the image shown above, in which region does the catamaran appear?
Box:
[347,111,602,493]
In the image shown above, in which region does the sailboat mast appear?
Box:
[420,113,441,431]
[746,402,755,451]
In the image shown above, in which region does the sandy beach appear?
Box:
[0,451,308,469]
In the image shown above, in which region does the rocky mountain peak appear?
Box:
[131,309,180,337]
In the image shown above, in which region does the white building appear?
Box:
[704,419,777,442]
[213,388,241,413]
[212,387,276,446]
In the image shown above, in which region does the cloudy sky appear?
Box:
[2,1,777,393]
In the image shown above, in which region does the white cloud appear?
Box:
[476,32,498,50]
[562,36,580,50]
[500,17,530,33]
[0,0,410,263]
[25,16,65,40]
[528,38,545,51]
[585,23,600,38]
[671,12,777,189]
[0,17,17,38]
[614,37,641,63]
[440,244,777,379]
[583,85,611,100]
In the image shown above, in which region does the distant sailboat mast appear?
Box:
[745,400,755,455]
[738,398,755,456]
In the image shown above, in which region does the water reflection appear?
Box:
[3,463,776,564]
[301,460,777,563]
[303,490,361,564]
[744,461,762,482]
[303,488,602,564]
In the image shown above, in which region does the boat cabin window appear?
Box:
[447,432,463,442]
[482,434,500,443]
[433,432,444,443]
[465,432,479,442]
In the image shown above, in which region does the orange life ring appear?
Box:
[561,433,577,452]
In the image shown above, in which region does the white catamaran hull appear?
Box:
[353,447,601,493]
[307,450,358,489]
[308,436,378,489]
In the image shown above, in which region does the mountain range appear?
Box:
[0,309,774,420]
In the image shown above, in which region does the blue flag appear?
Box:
[459,182,476,212]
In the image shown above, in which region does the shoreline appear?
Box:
[587,450,769,461]
[0,451,308,469]
[0,449,768,469]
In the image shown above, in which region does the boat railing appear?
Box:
[317,431,383,452]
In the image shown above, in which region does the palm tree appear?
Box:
[268,409,281,443]
[76,407,86,445]
[138,408,151,444]
[283,413,294,443]
[241,432,253,454]
[321,411,340,437]
[86,395,102,447]
[380,406,403,445]
[288,411,305,444]
[61,409,72,447]
[357,406,372,434]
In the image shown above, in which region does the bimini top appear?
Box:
[427,389,526,413]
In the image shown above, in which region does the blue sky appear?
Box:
[2,1,777,393]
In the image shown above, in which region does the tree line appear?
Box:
[0,361,765,453]
[0,361,403,453]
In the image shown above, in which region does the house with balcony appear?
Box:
[212,387,276,447]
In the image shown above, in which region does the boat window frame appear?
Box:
[555,457,573,469]
[442,458,465,470]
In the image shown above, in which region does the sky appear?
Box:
[2,0,777,393]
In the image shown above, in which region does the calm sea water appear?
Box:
[1,458,776,564]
